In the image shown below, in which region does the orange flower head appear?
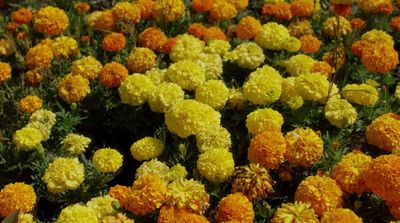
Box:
[216,193,254,223]
[157,205,209,223]
[320,208,363,223]
[290,0,314,17]
[361,43,399,74]
[109,185,130,210]
[390,16,400,32]
[209,1,238,21]
[236,16,261,40]
[12,8,32,24]
[311,61,335,76]
[332,4,352,17]
[33,6,69,36]
[0,62,11,84]
[139,27,168,51]
[137,0,156,20]
[162,38,177,53]
[99,62,129,88]
[192,0,215,13]
[366,113,400,151]
[204,27,226,42]
[93,10,117,31]
[25,44,54,70]
[0,182,36,217]
[188,23,208,40]
[300,35,321,54]
[350,18,366,29]
[19,95,43,113]
[262,3,292,20]
[102,33,126,52]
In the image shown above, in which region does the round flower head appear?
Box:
[127,47,157,73]
[243,65,283,105]
[255,22,293,51]
[170,34,204,62]
[71,56,103,81]
[12,8,32,24]
[228,0,248,11]
[195,80,229,109]
[55,204,97,223]
[311,61,335,76]
[280,77,300,103]
[42,157,85,193]
[391,16,400,32]
[288,20,314,38]
[33,6,69,35]
[169,164,188,181]
[225,42,265,69]
[323,16,352,37]
[271,202,319,223]
[99,62,129,88]
[281,54,315,77]
[28,109,56,131]
[166,179,210,214]
[17,213,35,223]
[262,3,293,21]
[92,148,123,173]
[148,82,184,113]
[137,0,156,20]
[331,151,372,194]
[88,10,117,31]
[197,149,235,183]
[118,74,156,106]
[216,193,254,223]
[295,73,330,101]
[300,35,321,53]
[61,133,91,155]
[135,159,170,181]
[51,36,79,58]
[246,108,284,135]
[196,126,231,153]
[360,30,394,47]
[295,175,343,216]
[13,127,43,151]
[366,113,400,151]
[360,43,399,74]
[86,195,119,219]
[0,183,36,217]
[0,62,11,84]
[102,33,126,52]
[320,208,362,223]
[351,18,366,29]
[359,0,393,14]
[112,2,141,24]
[58,74,90,104]
[125,174,168,215]
[236,16,261,40]
[138,27,167,51]
[231,163,274,201]
[145,68,167,85]
[25,44,54,69]
[248,130,286,170]
[290,0,318,17]
[227,87,247,109]
[166,60,205,91]
[342,83,379,106]
[130,137,164,161]
[285,127,323,168]
[209,1,238,21]
[109,185,130,210]
[158,205,210,223]
[195,53,223,79]
[19,95,42,113]
[203,27,226,42]
[324,98,357,128]
[204,39,231,56]
[154,0,185,22]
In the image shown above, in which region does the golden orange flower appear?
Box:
[138,27,168,51]
[209,1,237,21]
[93,10,117,31]
[112,2,141,25]
[11,8,32,24]
[188,23,208,40]
[366,113,400,151]
[0,182,36,217]
[290,0,314,17]
[204,27,226,42]
[19,95,43,113]
[236,16,261,40]
[137,0,156,20]
[74,2,91,13]
[24,68,44,86]
[99,62,129,88]
[262,3,293,21]
[311,61,335,76]
[216,193,254,223]
[361,43,399,74]
[102,33,126,52]
[300,35,321,54]
[57,74,90,104]
[391,16,400,32]
[320,208,362,223]
[33,6,69,36]
[192,0,215,13]
[109,185,130,210]
[350,18,366,29]
[154,0,186,22]
[158,205,209,223]
[25,44,54,70]
[0,62,11,84]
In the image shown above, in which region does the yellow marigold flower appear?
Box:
[361,43,399,74]
[284,37,302,52]
[25,44,54,69]
[323,16,352,37]
[145,68,167,85]
[158,205,210,223]
[170,34,204,62]
[57,74,90,104]
[197,149,235,183]
[42,157,85,193]
[285,127,323,168]
[12,127,43,151]
[248,130,286,170]
[18,213,35,223]
[243,65,283,105]
[154,0,186,22]
[280,77,300,103]
[0,39,12,56]
[227,87,246,109]
[225,42,265,69]
[166,179,210,214]
[102,33,126,52]
[166,60,205,91]
[74,2,91,13]
[127,47,157,73]
[331,151,372,194]
[196,126,231,153]
[255,22,294,51]
[92,148,123,173]
[88,10,117,31]
[19,95,42,113]
[33,6,69,36]
[231,163,274,201]
[86,195,119,219]
[321,208,363,223]
[195,53,223,80]
[0,62,11,84]
[61,133,91,155]
[99,62,129,88]
[0,183,36,217]
[137,0,156,20]
[342,83,379,106]
[195,80,229,109]
[125,174,168,215]
[148,82,184,113]
[236,16,261,40]
[287,96,304,110]
[204,39,231,56]
[361,29,394,47]
[295,73,330,101]
[209,1,238,21]
[130,137,164,161]
[135,159,170,181]
[288,19,314,38]
[139,27,167,51]
[169,164,187,181]
[324,98,357,128]
[359,0,393,13]
[272,202,318,223]
[51,36,79,58]
[55,204,97,223]
[112,2,141,24]
[366,113,400,151]
[246,108,284,135]
[71,56,103,81]
[28,109,56,130]
[295,175,343,216]
[216,193,254,223]
[118,74,155,106]
[281,54,315,77]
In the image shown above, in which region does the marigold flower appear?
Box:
[137,0,156,20]
[360,43,399,74]
[321,208,362,223]
[324,98,357,128]
[271,202,319,223]
[12,8,32,24]
[170,34,204,62]
[225,42,265,69]
[288,19,314,38]
[290,0,316,17]
[154,0,186,22]
[0,62,11,85]
[0,183,36,217]
[99,62,128,88]
[246,108,284,135]
[19,95,42,113]
[26,109,56,141]
[294,73,329,102]
[100,213,134,223]
[51,36,79,58]
[342,83,379,106]
[188,23,208,40]
[0,39,12,56]
[55,204,97,223]
[169,164,188,181]
[323,16,352,37]
[228,0,248,11]
[130,137,164,161]
[209,1,238,21]
[205,39,231,55]
[300,35,321,53]
[350,18,366,29]
[195,80,229,109]
[192,0,215,13]
[71,56,103,81]
[57,74,90,104]
[33,6,69,36]
[196,126,231,153]
[42,157,85,193]
[332,4,352,17]
[255,22,293,51]
[311,61,335,76]
[118,74,156,106]
[162,38,177,54]
[226,87,246,109]
[74,2,91,13]
[92,148,123,173]
[109,185,130,210]
[279,78,300,104]
[89,10,117,31]
[145,68,167,85]
[236,16,261,40]
[102,33,126,52]
[158,205,210,223]
[166,60,205,90]
[12,127,43,151]
[18,213,35,223]
[361,29,394,46]
[148,82,184,113]
[366,113,400,151]
[295,175,343,216]
[112,2,141,24]
[61,133,91,155]
[135,159,170,181]
[23,69,43,86]
[86,195,119,219]
[359,0,393,14]
[127,47,157,73]
[262,3,292,20]
[331,151,372,194]
[203,26,226,42]
[25,44,54,69]
[138,27,167,51]
[196,53,223,79]
[216,193,254,223]
[197,149,234,182]
[322,46,346,69]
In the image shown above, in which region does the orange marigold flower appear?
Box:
[188,23,208,40]
[366,113,400,151]
[25,44,54,70]
[158,205,210,223]
[300,35,321,54]
[99,62,129,88]
[204,26,226,42]
[311,61,335,76]
[192,0,215,13]
[236,16,261,40]
[0,62,11,84]
[33,6,69,36]
[112,2,141,25]
[74,2,91,13]
[295,175,343,216]
[24,68,44,86]
[19,95,43,113]
[361,43,399,74]
[109,185,130,210]
[216,193,254,223]
[6,22,20,31]
[162,38,177,53]
[262,3,292,20]
[138,27,168,51]
[137,0,156,20]
[93,10,117,31]
[332,4,352,17]
[11,8,32,24]
[291,0,314,17]
[102,33,126,52]
[248,130,287,170]
[350,18,366,29]
[209,1,238,21]
[0,182,36,217]
[320,208,363,223]
[288,19,314,38]
[390,16,400,32]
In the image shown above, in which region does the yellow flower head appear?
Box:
[246,108,284,135]
[168,164,188,181]
[288,20,314,38]
[145,68,167,85]
[42,157,85,193]
[55,204,97,223]
[324,98,357,128]
[281,54,315,77]
[86,195,119,219]
[18,213,35,223]
[51,36,79,58]
[197,149,235,183]
[209,1,238,21]
[295,73,330,101]
[25,44,54,69]
[27,109,56,141]
[359,0,393,13]
[196,126,231,153]
[33,6,69,36]
[0,183,36,217]
[170,34,204,62]
[342,83,379,106]
[154,0,186,22]
[0,39,12,56]
[118,74,156,106]
[195,53,223,79]
[205,39,231,56]
[13,127,43,151]
[361,29,394,47]
[127,47,157,73]
[227,87,247,109]
[287,96,304,110]
[112,2,141,24]
[19,95,43,113]
[366,112,400,151]
[100,213,135,223]
[135,159,170,181]
[166,60,205,90]
[271,202,319,223]
[216,193,254,223]
[255,22,296,51]
[321,208,363,223]
[295,175,343,216]
[323,16,352,37]
[88,10,117,31]
[195,80,229,109]
[225,42,265,69]
[57,74,90,104]
[92,148,123,173]
[130,137,164,161]
[71,56,103,81]
[148,82,184,113]
[0,62,11,84]
[61,133,91,155]
[157,205,209,223]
